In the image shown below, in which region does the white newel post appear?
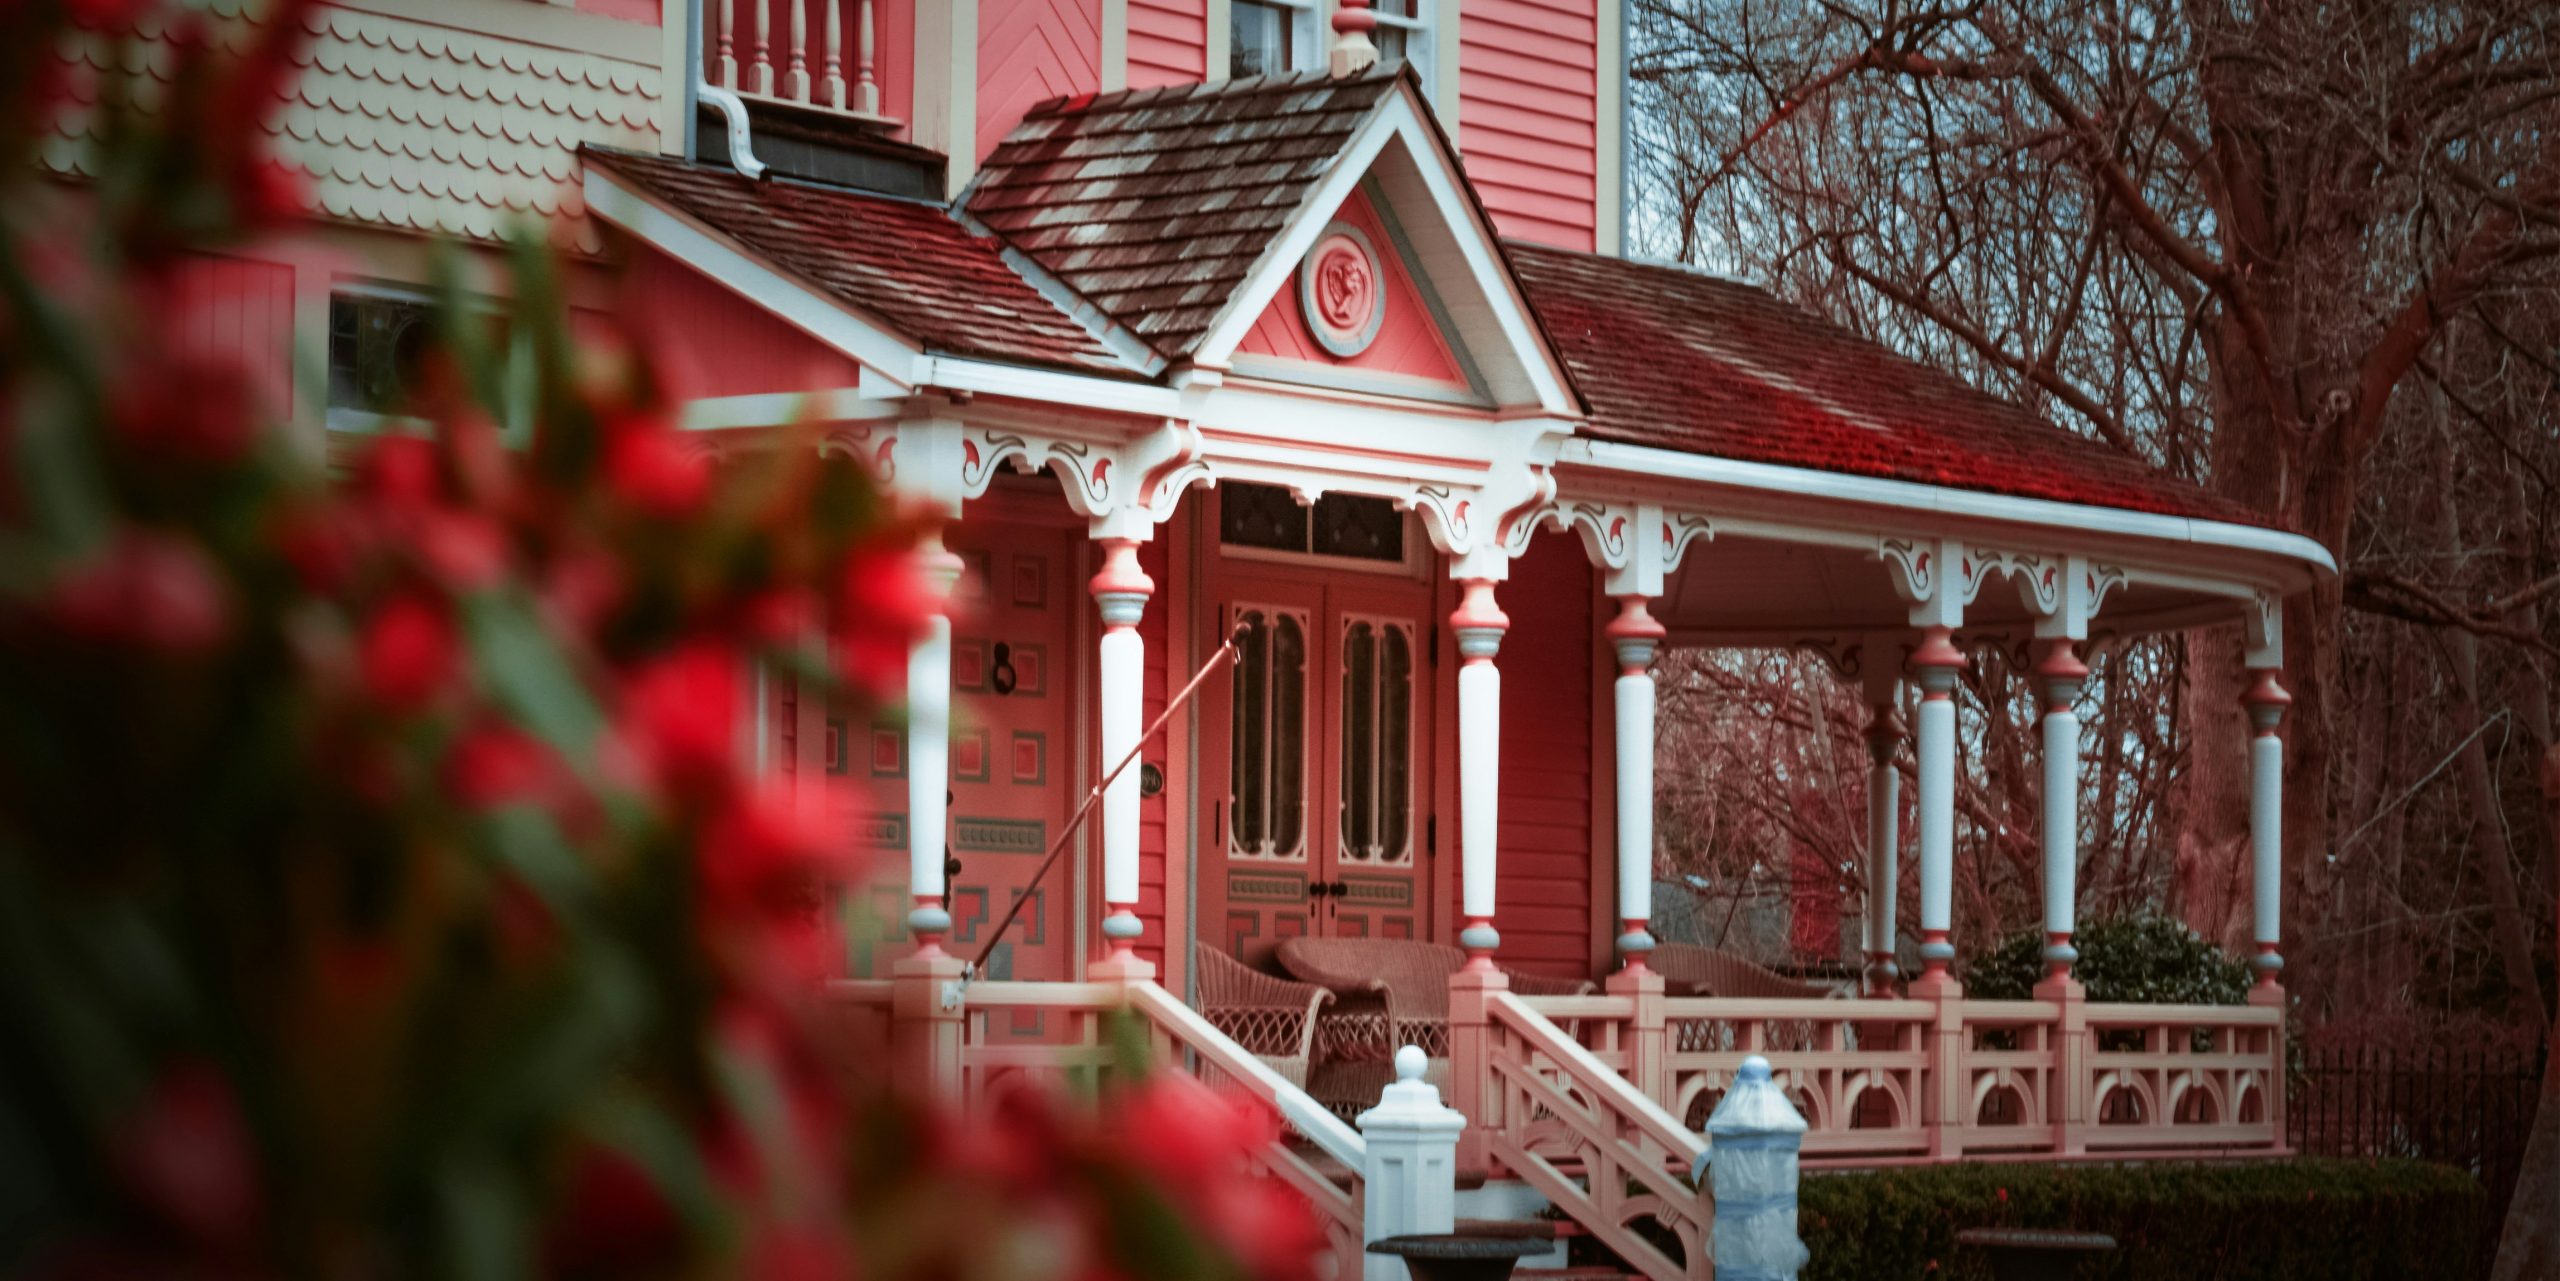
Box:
[1703,1056,1811,1281]
[1908,627,1965,990]
[1608,595,1663,965]
[2035,639,2087,979]
[1092,536,1153,970]
[2244,666,2290,996]
[906,528,966,952]
[1357,1046,1466,1281]
[1860,659,1903,994]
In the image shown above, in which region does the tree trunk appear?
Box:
[2489,745,2560,1281]
[2430,422,2549,1030]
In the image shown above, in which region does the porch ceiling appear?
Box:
[1649,532,2237,646]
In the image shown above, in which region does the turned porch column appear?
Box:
[1909,627,1966,990]
[1860,657,1904,994]
[2035,639,2088,979]
[1453,574,1510,968]
[2245,666,2290,995]
[1092,536,1154,963]
[1608,595,1664,967]
[906,528,966,952]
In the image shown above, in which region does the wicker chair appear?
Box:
[1647,943,1835,1000]
[1275,937,1595,1115]
[1192,943,1334,1091]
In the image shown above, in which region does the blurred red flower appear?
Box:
[47,530,231,655]
[358,591,458,712]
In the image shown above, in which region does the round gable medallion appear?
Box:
[1299,221,1386,358]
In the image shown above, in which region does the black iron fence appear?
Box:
[2288,1045,2545,1272]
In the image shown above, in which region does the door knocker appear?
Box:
[989,642,1018,696]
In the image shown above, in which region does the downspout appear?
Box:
[1617,0,1632,256]
[688,0,767,179]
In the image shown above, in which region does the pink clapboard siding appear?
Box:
[977,0,1102,161]
[575,0,661,22]
[1236,189,1468,387]
[1453,531,1596,978]
[1127,0,1207,88]
[620,249,864,401]
[170,254,295,423]
[1458,0,1598,250]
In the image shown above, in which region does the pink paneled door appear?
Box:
[1199,490,1436,967]
[837,512,1080,995]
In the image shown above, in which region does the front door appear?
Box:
[831,498,1082,991]
[1202,485,1434,968]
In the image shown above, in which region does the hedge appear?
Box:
[1797,1158,2482,1280]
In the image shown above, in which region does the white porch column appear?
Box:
[2035,639,2087,979]
[1860,659,1904,994]
[906,529,966,952]
[1453,574,1509,967]
[1908,627,1966,989]
[1608,595,1664,967]
[2244,666,2290,993]
[1092,536,1154,958]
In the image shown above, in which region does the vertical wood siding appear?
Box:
[977,0,1103,161]
[1452,531,1596,978]
[1126,0,1206,88]
[170,254,295,422]
[1458,0,1598,250]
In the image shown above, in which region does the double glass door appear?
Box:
[1205,573,1433,967]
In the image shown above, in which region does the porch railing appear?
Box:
[1515,986,2285,1165]
[705,0,898,126]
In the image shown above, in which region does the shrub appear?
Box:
[1965,911,2251,1005]
[1797,1158,2482,1280]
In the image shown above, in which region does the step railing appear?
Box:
[1464,985,1711,1281]
[839,968,1366,1280]
[705,0,898,126]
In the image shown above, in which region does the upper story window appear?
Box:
[1230,2,1428,81]
[1370,0,1428,76]
[328,288,529,434]
[1231,0,1316,78]
[328,290,439,417]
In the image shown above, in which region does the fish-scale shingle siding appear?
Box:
[43,1,663,255]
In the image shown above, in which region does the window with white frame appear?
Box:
[1230,1,1428,80]
[1370,0,1429,79]
[1230,0,1316,77]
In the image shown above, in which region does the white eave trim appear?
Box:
[1565,436,2338,582]
[582,164,925,392]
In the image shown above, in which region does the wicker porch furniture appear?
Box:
[1192,943,1334,1091]
[1646,943,1835,1000]
[1275,938,1597,1116]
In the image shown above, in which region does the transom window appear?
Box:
[1228,606,1309,861]
[1338,616,1414,865]
[1219,481,1407,564]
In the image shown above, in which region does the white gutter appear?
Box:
[688,1,765,179]
[1564,436,2338,581]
